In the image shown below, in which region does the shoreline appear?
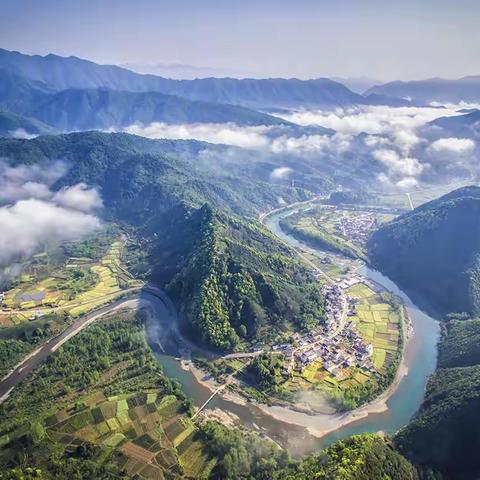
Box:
[186,306,412,439]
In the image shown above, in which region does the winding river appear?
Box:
[153,206,440,456]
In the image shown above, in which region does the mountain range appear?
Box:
[0,49,408,110]
[366,76,480,104]
[0,68,289,131]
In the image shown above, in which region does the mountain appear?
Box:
[368,186,480,315]
[0,131,320,219]
[164,205,325,351]
[428,109,480,138]
[0,110,57,137]
[366,76,480,104]
[396,315,480,478]
[331,76,381,94]
[276,433,418,480]
[0,69,289,130]
[0,49,403,109]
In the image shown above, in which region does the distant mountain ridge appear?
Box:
[0,48,408,109]
[428,109,480,138]
[368,186,480,315]
[366,76,480,104]
[0,68,289,131]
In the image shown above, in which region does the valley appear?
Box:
[0,16,478,477]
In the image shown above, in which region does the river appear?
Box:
[153,206,440,456]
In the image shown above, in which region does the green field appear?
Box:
[1,238,142,323]
[347,283,402,374]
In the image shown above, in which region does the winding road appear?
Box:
[0,286,174,403]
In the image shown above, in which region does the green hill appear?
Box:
[368,186,480,315]
[0,68,290,131]
[0,131,316,219]
[0,110,57,137]
[164,205,325,351]
[275,434,418,480]
[396,315,480,478]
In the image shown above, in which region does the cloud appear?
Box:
[0,160,102,280]
[270,167,293,180]
[429,137,475,154]
[124,122,271,149]
[9,128,38,140]
[52,182,103,212]
[120,103,479,192]
[373,149,425,177]
[276,105,465,135]
[0,199,101,268]
[0,160,68,203]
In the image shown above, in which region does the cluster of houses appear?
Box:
[273,318,375,378]
[334,212,376,246]
[272,273,377,379]
[321,283,346,332]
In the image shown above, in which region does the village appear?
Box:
[273,273,377,379]
[334,211,377,247]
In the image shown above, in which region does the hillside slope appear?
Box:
[0,110,58,137]
[163,205,325,351]
[368,186,480,315]
[366,76,480,104]
[396,315,480,478]
[0,131,317,219]
[0,69,289,130]
[276,433,418,480]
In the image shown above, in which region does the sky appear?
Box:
[1,0,479,81]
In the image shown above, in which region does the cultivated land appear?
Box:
[279,205,395,260]
[0,310,216,479]
[0,236,142,324]
[197,205,404,413]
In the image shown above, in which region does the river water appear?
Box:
[153,208,440,456]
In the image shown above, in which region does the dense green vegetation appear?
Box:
[245,354,284,391]
[0,312,188,435]
[396,315,480,478]
[167,205,325,351]
[0,313,70,378]
[438,315,480,368]
[275,434,418,480]
[0,132,321,220]
[368,186,480,315]
[0,311,202,478]
[198,421,289,480]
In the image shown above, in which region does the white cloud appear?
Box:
[373,149,425,177]
[9,128,38,140]
[124,122,271,149]
[429,137,475,154]
[52,183,103,212]
[270,167,293,180]
[0,161,102,279]
[276,105,465,135]
[0,199,101,268]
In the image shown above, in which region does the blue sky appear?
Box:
[1,0,479,80]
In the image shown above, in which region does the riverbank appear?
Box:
[184,304,413,440]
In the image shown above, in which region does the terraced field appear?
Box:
[346,283,402,375]
[0,239,142,324]
[1,390,215,479]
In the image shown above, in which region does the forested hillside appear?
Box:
[368,186,480,315]
[0,131,319,219]
[396,315,480,479]
[275,434,418,480]
[166,205,325,351]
